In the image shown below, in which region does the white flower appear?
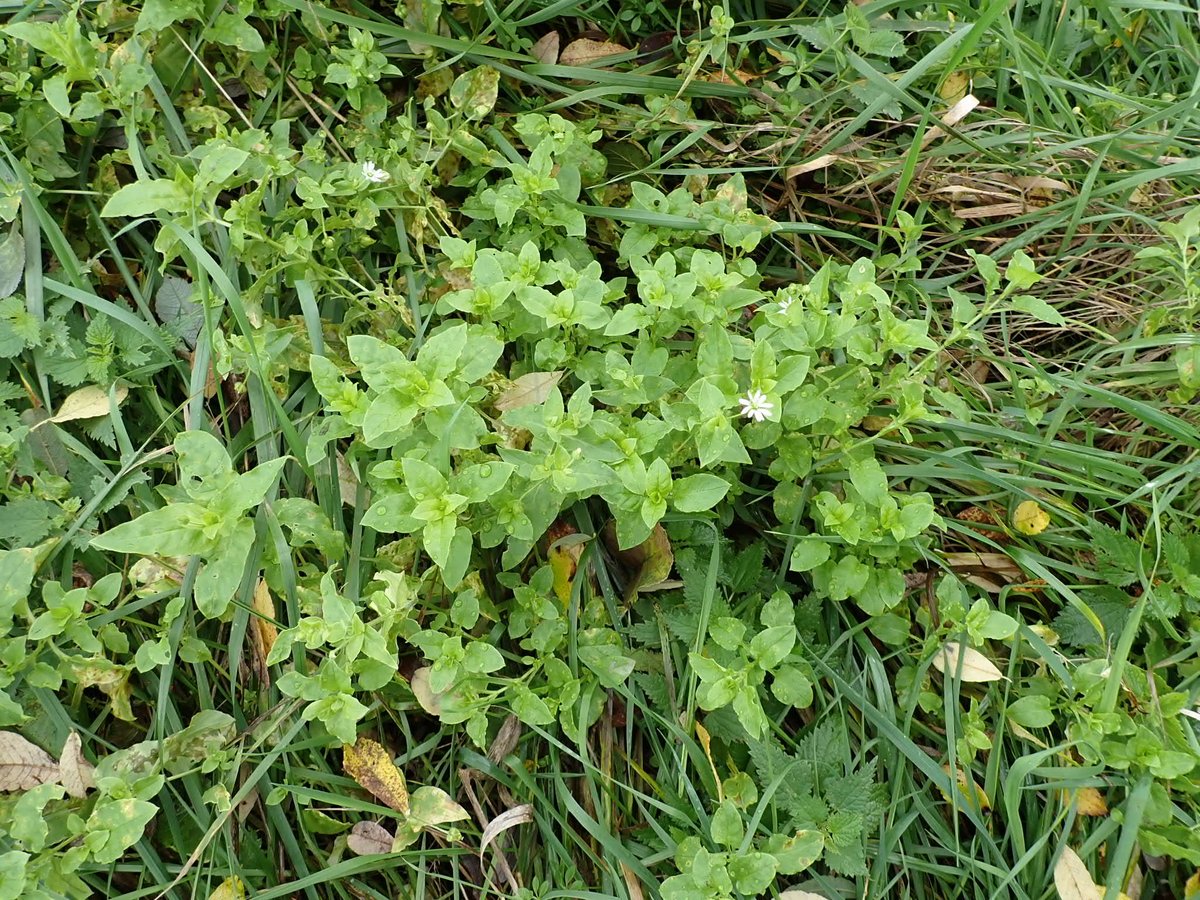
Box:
[738,389,774,423]
[362,161,390,184]
[777,297,793,314]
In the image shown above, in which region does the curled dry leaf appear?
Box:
[931,642,1005,683]
[347,820,395,856]
[59,731,96,799]
[494,371,563,413]
[480,803,534,858]
[50,384,129,423]
[0,730,59,791]
[1054,846,1102,900]
[343,737,410,815]
[559,38,629,67]
[531,31,560,65]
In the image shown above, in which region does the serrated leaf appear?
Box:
[50,384,129,423]
[347,820,394,855]
[1054,846,1102,900]
[0,731,58,791]
[931,642,1005,683]
[343,737,410,815]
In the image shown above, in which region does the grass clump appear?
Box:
[1,1,1199,898]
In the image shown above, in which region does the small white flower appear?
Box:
[738,389,774,423]
[777,297,793,314]
[362,161,390,184]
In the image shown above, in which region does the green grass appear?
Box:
[1,0,1200,898]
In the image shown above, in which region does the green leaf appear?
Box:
[1006,695,1054,728]
[408,785,470,827]
[749,625,795,670]
[510,685,554,726]
[771,666,813,708]
[727,852,777,895]
[848,455,888,507]
[1004,249,1043,289]
[461,640,504,674]
[672,474,730,512]
[100,178,190,218]
[578,644,635,689]
[87,797,158,864]
[1011,294,1066,326]
[789,538,831,572]
[0,228,24,300]
[137,0,203,30]
[710,800,743,848]
[0,851,29,900]
[193,520,253,618]
[91,504,210,557]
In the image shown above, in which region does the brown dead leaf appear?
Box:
[347,820,395,855]
[343,737,410,815]
[0,731,59,791]
[531,31,560,64]
[944,551,1025,593]
[251,579,278,663]
[559,38,629,67]
[495,371,563,413]
[59,732,95,799]
[787,154,839,179]
[480,804,534,858]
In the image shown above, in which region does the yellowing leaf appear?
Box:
[1064,787,1108,817]
[494,371,563,413]
[1054,846,1102,900]
[940,764,990,810]
[58,732,95,799]
[939,70,970,103]
[50,384,129,423]
[601,521,674,600]
[343,737,410,815]
[1185,869,1200,898]
[931,642,1005,683]
[410,667,442,716]
[1013,500,1050,536]
[207,876,246,900]
[0,731,58,791]
[347,820,394,855]
[251,579,278,661]
[559,38,629,67]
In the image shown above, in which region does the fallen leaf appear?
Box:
[1013,500,1050,536]
[1054,846,1102,900]
[931,642,1005,683]
[944,551,1026,593]
[559,38,629,67]
[940,764,990,810]
[50,384,129,423]
[786,154,839,179]
[601,521,674,599]
[531,31,560,64]
[207,876,246,900]
[251,579,278,662]
[494,371,563,412]
[621,861,647,900]
[779,892,832,900]
[59,732,95,799]
[347,820,394,855]
[336,452,359,507]
[486,714,522,764]
[0,731,59,791]
[939,70,970,103]
[480,804,534,858]
[343,737,410,815]
[921,94,980,147]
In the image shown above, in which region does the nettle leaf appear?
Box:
[672,474,730,513]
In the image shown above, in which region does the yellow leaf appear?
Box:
[1013,500,1050,536]
[343,737,410,815]
[50,384,129,423]
[559,38,629,67]
[1065,787,1108,817]
[1054,846,1101,900]
[931,642,1005,683]
[1185,869,1200,898]
[939,764,990,810]
[251,579,278,661]
[939,70,970,103]
[207,876,246,900]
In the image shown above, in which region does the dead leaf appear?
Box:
[622,862,647,900]
[487,714,522,765]
[50,384,129,423]
[480,804,534,858]
[921,94,980,147]
[931,642,1005,683]
[559,38,629,67]
[944,552,1025,593]
[207,876,246,900]
[780,892,832,900]
[59,732,95,799]
[251,579,278,662]
[939,70,970,103]
[336,452,359,507]
[0,731,59,791]
[786,154,839,179]
[343,737,410,815]
[494,371,563,413]
[1054,846,1102,900]
[347,820,395,855]
[531,32,560,64]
